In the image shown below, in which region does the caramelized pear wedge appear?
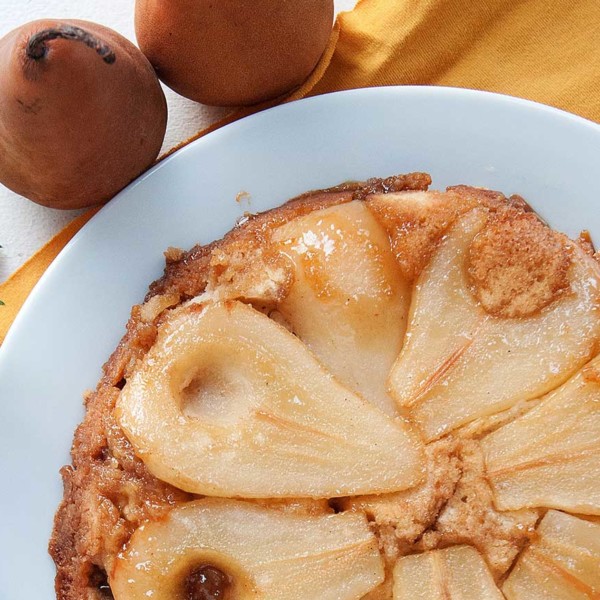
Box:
[110,499,384,600]
[482,356,600,515]
[272,201,410,416]
[116,300,424,497]
[392,545,503,600]
[503,511,600,600]
[389,208,600,441]
[365,189,477,281]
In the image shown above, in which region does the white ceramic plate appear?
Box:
[1,86,600,598]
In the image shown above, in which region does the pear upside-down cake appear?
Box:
[50,172,600,600]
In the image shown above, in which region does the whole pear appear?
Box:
[0,20,167,209]
[135,0,334,106]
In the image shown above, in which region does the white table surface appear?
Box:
[0,0,355,282]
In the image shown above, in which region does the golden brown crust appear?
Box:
[49,173,431,600]
[339,438,538,581]
[146,190,355,302]
[364,184,519,282]
[415,440,539,580]
[468,210,571,318]
[49,308,191,600]
[338,439,462,560]
[147,173,432,301]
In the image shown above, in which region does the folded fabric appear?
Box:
[312,0,600,121]
[2,0,599,344]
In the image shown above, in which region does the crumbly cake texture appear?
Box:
[49,173,600,600]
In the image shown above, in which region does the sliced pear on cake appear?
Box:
[365,189,478,281]
[482,356,600,515]
[392,545,504,600]
[110,499,384,600]
[389,208,600,441]
[272,201,410,416]
[116,300,424,497]
[503,510,600,600]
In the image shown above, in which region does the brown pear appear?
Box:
[135,0,334,106]
[0,19,167,209]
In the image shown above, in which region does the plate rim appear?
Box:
[2,84,600,356]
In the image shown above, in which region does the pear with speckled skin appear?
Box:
[135,0,334,106]
[0,19,166,209]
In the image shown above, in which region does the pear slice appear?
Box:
[271,200,410,416]
[365,189,478,281]
[116,300,424,497]
[392,545,504,600]
[389,208,600,441]
[110,499,384,600]
[482,356,600,515]
[503,510,600,600]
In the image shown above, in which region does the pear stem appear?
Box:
[26,25,116,64]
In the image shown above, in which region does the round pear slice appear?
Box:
[389,208,600,441]
[482,356,600,515]
[272,201,410,416]
[503,510,600,600]
[110,499,385,600]
[116,300,424,497]
[392,545,504,599]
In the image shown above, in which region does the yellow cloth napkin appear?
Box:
[2,0,600,343]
